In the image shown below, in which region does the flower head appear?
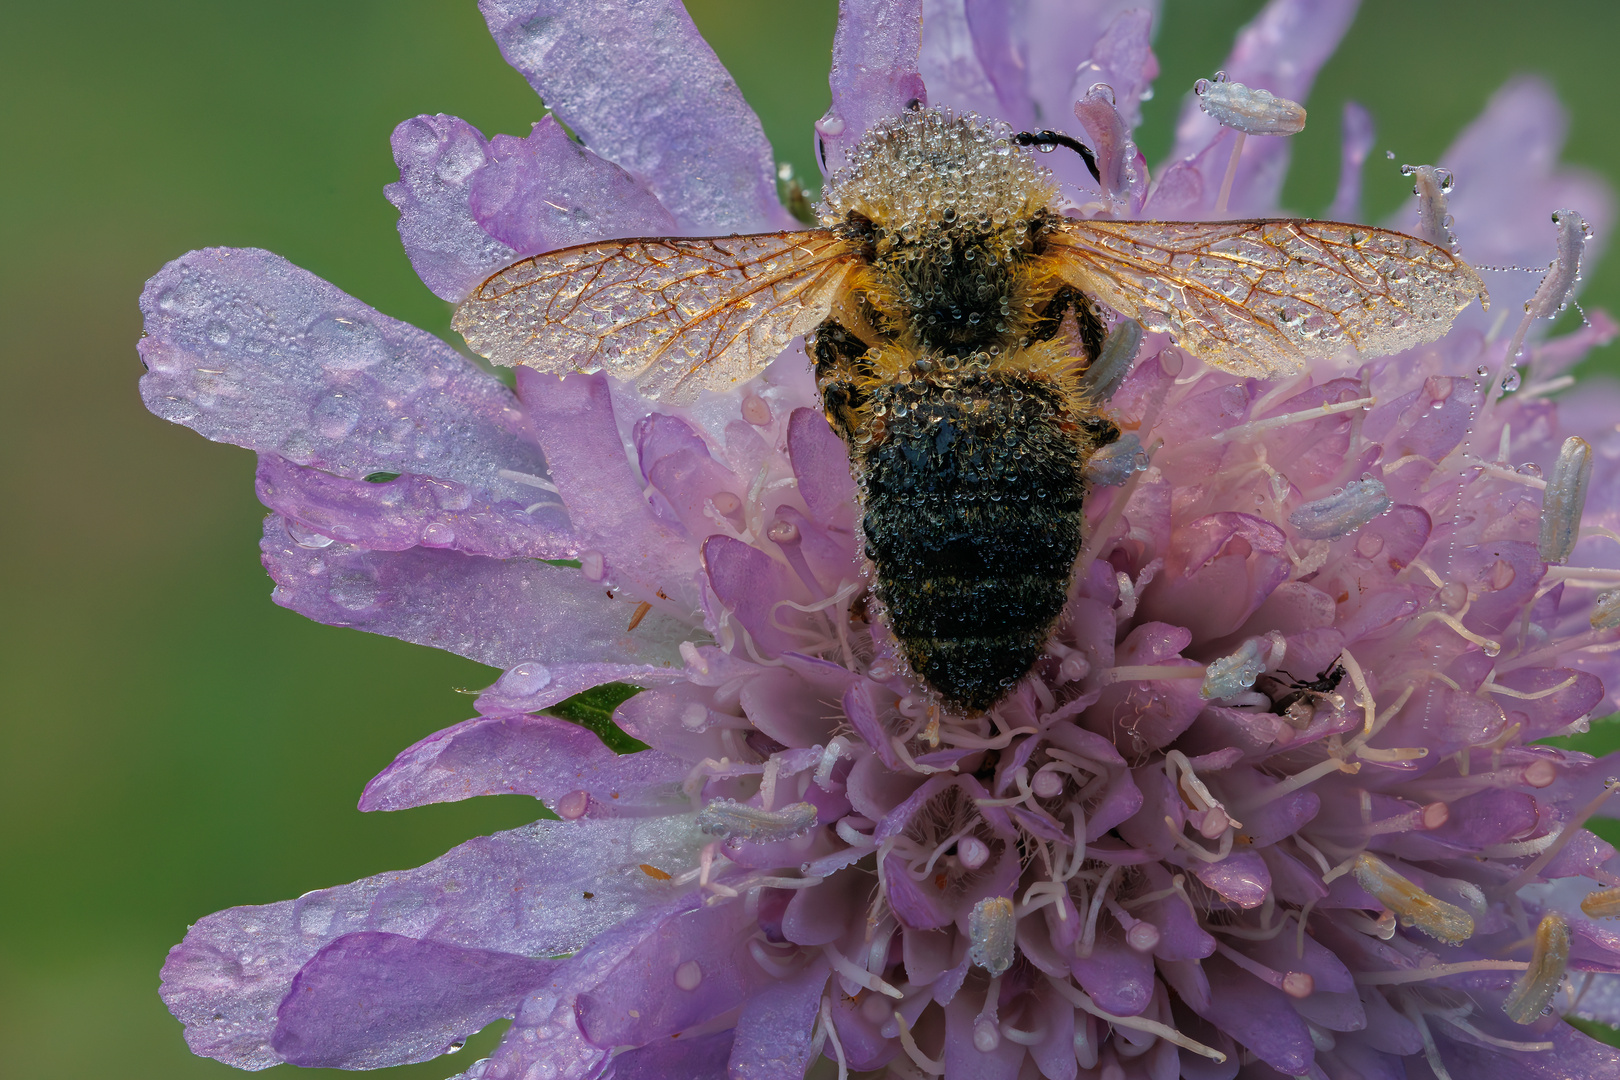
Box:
[145,1,1620,1078]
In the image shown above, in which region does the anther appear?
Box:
[1538,436,1592,564]
[1080,319,1143,401]
[1592,589,1620,630]
[1289,479,1393,540]
[1503,912,1570,1024]
[695,798,818,843]
[1401,165,1458,252]
[1201,637,1269,699]
[1195,77,1307,135]
[1352,852,1474,943]
[968,896,1017,976]
[1581,885,1620,918]
[555,790,589,820]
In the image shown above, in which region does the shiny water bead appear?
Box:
[1401,165,1458,252]
[1502,912,1570,1023]
[819,108,1055,233]
[1526,209,1591,320]
[1289,478,1393,540]
[1352,853,1474,943]
[1201,637,1269,699]
[967,896,1016,976]
[1538,435,1592,564]
[1194,75,1306,136]
[694,799,818,843]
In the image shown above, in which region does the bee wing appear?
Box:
[1046,218,1489,377]
[453,230,861,402]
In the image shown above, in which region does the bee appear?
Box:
[453,107,1486,713]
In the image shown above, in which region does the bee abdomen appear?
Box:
[857,372,1087,711]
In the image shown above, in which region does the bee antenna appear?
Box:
[1014,130,1101,186]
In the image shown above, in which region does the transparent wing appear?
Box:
[1047,218,1489,377]
[453,230,860,402]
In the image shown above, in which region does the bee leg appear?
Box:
[1079,413,1120,449]
[810,320,873,442]
[1031,286,1108,363]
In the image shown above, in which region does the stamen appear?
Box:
[1581,885,1620,918]
[1213,940,1314,998]
[1406,610,1502,655]
[972,976,1003,1051]
[1079,865,1119,953]
[823,944,903,999]
[893,1011,945,1075]
[820,997,849,1080]
[1352,853,1474,943]
[1046,977,1228,1062]
[1402,1002,1456,1080]
[1499,208,1591,368]
[1201,637,1268,699]
[969,897,1017,976]
[1503,912,1570,1024]
[1081,319,1144,401]
[1211,396,1374,443]
[1441,1013,1554,1052]
[1195,74,1308,136]
[1104,897,1161,951]
[1593,589,1620,630]
[1538,436,1593,564]
[1401,165,1459,252]
[1499,777,1620,893]
[696,799,818,843]
[1289,479,1393,540]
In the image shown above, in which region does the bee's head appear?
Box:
[819,106,1058,238]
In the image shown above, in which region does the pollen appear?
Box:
[1503,912,1570,1023]
[968,896,1016,976]
[1352,852,1474,944]
[695,799,818,843]
[638,863,673,881]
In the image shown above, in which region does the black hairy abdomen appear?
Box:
[855,372,1085,711]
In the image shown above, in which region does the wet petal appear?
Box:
[359,714,689,816]
[256,453,576,560]
[819,0,927,174]
[139,248,548,502]
[271,932,556,1069]
[160,816,702,1069]
[385,115,518,303]
[261,515,688,671]
[480,0,791,233]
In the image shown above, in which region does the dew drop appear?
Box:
[674,960,704,991]
[741,394,772,426]
[499,661,553,697]
[1500,368,1522,393]
[556,790,589,820]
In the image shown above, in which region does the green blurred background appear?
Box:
[4,1,1620,1076]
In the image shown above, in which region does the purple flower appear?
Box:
[143,1,1620,1078]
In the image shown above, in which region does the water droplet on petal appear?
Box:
[674,960,704,991]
